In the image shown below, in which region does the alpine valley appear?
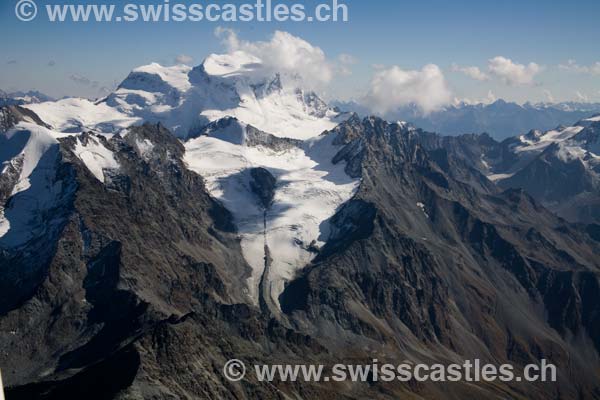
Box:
[1,50,600,400]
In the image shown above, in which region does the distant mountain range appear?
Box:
[427,114,600,224]
[334,99,600,140]
[5,87,600,142]
[0,90,55,107]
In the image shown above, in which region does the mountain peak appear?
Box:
[120,62,192,93]
[29,52,345,140]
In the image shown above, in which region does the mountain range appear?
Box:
[334,99,600,140]
[0,91,55,107]
[1,51,600,399]
[413,114,600,224]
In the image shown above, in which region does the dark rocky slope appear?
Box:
[1,113,600,399]
[281,117,600,399]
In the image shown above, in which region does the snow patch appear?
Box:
[584,115,600,122]
[515,126,584,154]
[555,143,587,163]
[134,138,155,159]
[73,136,120,182]
[0,123,60,194]
[487,173,515,182]
[416,202,429,218]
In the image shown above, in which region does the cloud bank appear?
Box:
[215,28,336,89]
[452,64,489,81]
[175,54,194,65]
[488,56,541,86]
[197,30,596,108]
[363,64,452,114]
[559,59,600,75]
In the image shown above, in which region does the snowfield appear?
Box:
[27,97,139,134]
[73,135,120,183]
[0,123,121,247]
[0,123,65,246]
[515,126,584,154]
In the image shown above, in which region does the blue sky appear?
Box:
[1,0,599,106]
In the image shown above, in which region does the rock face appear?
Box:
[249,168,277,209]
[1,111,600,400]
[282,117,600,399]
[0,121,257,398]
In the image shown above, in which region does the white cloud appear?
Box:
[543,89,555,103]
[488,56,542,86]
[559,59,600,75]
[363,64,452,114]
[559,59,580,71]
[338,53,358,65]
[337,53,358,76]
[453,90,496,106]
[69,74,92,85]
[575,91,589,102]
[175,54,194,65]
[69,74,105,93]
[214,28,335,89]
[451,63,489,81]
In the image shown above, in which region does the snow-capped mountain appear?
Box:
[28,51,347,140]
[489,114,600,179]
[7,51,356,311]
[0,106,71,248]
[0,90,54,107]
[492,116,600,222]
[421,113,600,223]
[0,122,62,247]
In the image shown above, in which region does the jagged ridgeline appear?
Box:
[0,51,600,400]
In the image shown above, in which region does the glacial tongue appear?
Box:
[184,118,360,308]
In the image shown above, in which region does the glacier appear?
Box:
[184,118,359,307]
[11,50,359,308]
